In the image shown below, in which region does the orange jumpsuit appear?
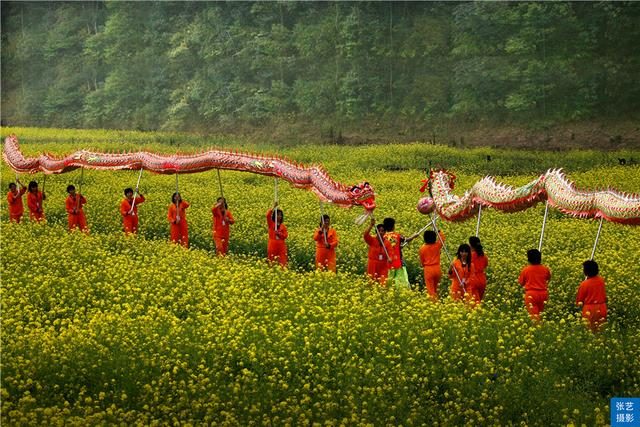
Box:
[7,187,27,223]
[27,191,45,222]
[470,251,489,303]
[576,275,607,331]
[65,194,88,231]
[266,209,288,266]
[419,231,445,300]
[120,195,145,234]
[168,201,190,247]
[518,264,551,321]
[314,228,338,272]
[212,206,235,255]
[449,259,475,301]
[364,232,389,284]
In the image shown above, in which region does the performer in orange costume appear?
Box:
[7,180,27,223]
[26,181,46,222]
[383,217,411,289]
[266,206,288,266]
[576,260,607,332]
[419,229,445,301]
[518,249,551,321]
[449,244,475,301]
[212,197,235,255]
[363,218,389,284]
[313,214,339,272]
[65,184,88,232]
[120,188,145,234]
[168,192,189,247]
[469,236,489,303]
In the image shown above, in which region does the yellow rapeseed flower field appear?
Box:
[1,127,639,425]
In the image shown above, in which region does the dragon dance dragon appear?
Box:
[4,134,639,224]
[2,134,376,213]
[418,169,640,225]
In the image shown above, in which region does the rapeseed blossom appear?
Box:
[1,128,639,425]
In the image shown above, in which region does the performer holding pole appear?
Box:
[168,174,190,247]
[449,244,474,302]
[314,210,338,272]
[364,218,390,284]
[121,168,145,234]
[518,249,551,322]
[576,259,607,332]
[212,196,235,256]
[6,177,26,223]
[65,181,88,232]
[267,205,288,267]
[419,227,446,301]
[26,180,46,222]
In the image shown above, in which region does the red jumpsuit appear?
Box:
[576,275,607,332]
[65,194,88,231]
[518,264,551,321]
[27,191,45,222]
[419,231,445,300]
[7,187,27,223]
[120,195,145,234]
[212,206,235,255]
[266,209,288,266]
[449,259,475,301]
[364,232,389,284]
[470,250,489,303]
[314,228,338,272]
[168,201,190,247]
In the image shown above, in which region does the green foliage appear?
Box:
[2,2,639,131]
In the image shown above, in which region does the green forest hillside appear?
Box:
[2,1,639,147]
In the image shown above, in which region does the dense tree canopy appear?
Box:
[2,1,638,131]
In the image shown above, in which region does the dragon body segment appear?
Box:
[2,134,375,212]
[418,169,640,225]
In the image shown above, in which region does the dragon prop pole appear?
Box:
[430,212,463,288]
[403,222,433,247]
[76,167,84,212]
[129,168,144,214]
[374,222,391,263]
[319,201,329,246]
[217,169,224,200]
[475,204,482,237]
[41,174,46,208]
[590,217,604,260]
[274,178,279,232]
[175,173,180,222]
[538,200,550,252]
